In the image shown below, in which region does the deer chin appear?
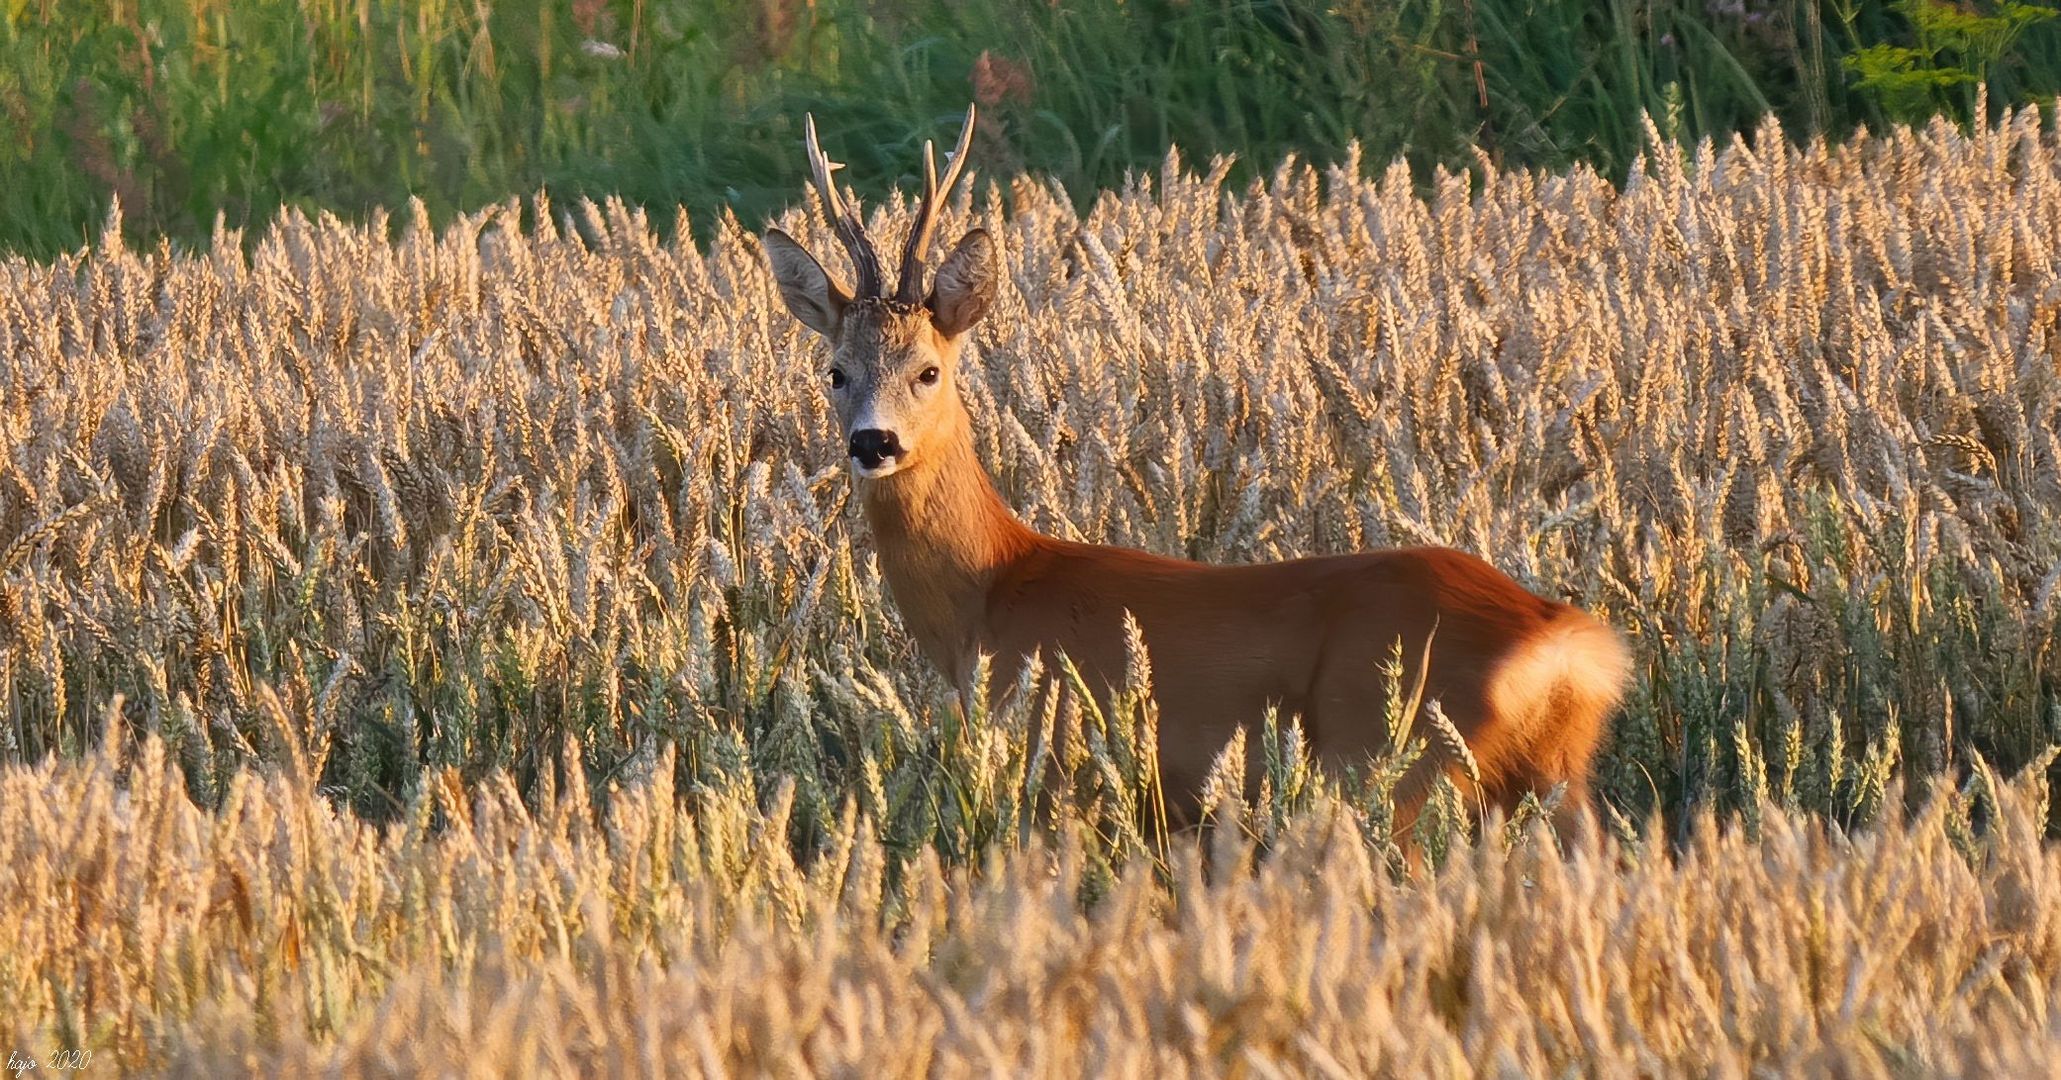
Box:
[850,456,904,480]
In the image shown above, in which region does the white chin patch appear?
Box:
[851,457,902,480]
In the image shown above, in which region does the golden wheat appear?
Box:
[2,112,2057,811]
[0,732,2057,1075]
[1,107,2059,1072]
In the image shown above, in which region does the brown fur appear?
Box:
[861,385,1630,830]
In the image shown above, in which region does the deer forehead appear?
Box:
[836,303,941,374]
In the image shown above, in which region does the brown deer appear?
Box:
[761,106,1632,836]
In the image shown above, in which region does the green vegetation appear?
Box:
[1845,0,2058,120]
[2,0,2059,257]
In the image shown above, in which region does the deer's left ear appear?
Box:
[928,229,997,339]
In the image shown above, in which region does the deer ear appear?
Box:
[764,229,851,338]
[928,229,997,339]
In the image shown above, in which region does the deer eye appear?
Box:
[917,366,941,386]
[828,368,847,389]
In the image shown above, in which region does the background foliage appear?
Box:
[2,0,2060,256]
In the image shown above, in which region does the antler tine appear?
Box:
[895,103,978,303]
[804,113,883,297]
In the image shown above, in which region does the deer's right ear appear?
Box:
[763,229,851,338]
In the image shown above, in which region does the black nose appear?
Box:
[849,428,902,468]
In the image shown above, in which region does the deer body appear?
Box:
[860,381,1630,817]
[766,107,1631,828]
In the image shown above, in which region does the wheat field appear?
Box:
[1,104,2059,1072]
[3,734,2058,1075]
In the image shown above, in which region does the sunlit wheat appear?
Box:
[0,108,2058,1072]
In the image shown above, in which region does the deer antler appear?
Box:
[895,104,977,305]
[804,113,884,298]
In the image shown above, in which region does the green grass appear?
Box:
[2,0,2058,258]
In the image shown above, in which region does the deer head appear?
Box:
[763,106,998,481]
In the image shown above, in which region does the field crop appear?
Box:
[3,735,2059,1074]
[1,107,2059,1072]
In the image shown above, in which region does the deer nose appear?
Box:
[848,428,902,468]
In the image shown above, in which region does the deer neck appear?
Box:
[860,400,1039,683]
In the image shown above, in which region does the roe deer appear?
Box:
[762,106,1633,837]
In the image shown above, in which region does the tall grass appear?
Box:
[3,0,2060,256]
[3,729,2059,1073]
[1,106,2057,835]
[3,45,2060,1079]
